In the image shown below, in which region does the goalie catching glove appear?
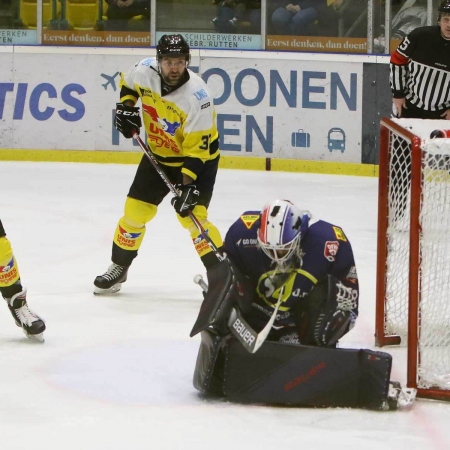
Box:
[115,103,142,139]
[171,184,200,217]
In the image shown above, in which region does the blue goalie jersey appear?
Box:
[223,211,359,330]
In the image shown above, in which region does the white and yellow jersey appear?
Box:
[119,57,219,181]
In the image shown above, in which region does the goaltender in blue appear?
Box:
[189,199,416,411]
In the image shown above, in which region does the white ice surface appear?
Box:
[1,161,450,450]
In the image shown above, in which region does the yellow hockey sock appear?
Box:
[0,237,20,288]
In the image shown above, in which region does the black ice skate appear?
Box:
[93,263,128,295]
[6,289,46,343]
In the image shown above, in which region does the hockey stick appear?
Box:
[193,274,284,354]
[132,132,224,261]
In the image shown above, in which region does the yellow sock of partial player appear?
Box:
[0,237,20,288]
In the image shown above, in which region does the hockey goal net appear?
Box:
[376,117,450,401]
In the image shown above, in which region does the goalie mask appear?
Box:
[257,199,310,271]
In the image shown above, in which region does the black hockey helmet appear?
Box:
[156,34,190,63]
[438,0,450,19]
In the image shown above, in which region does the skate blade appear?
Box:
[23,329,45,343]
[93,283,123,295]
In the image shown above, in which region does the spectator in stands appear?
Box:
[320,0,367,38]
[374,0,427,53]
[211,0,261,33]
[105,0,150,31]
[270,0,327,35]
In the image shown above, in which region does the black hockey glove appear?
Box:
[171,184,200,217]
[114,103,142,139]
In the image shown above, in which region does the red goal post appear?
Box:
[376,117,450,401]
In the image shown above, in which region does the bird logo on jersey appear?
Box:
[0,257,19,286]
[142,104,181,136]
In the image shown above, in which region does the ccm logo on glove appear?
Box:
[115,103,142,139]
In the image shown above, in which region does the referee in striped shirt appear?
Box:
[390,0,450,120]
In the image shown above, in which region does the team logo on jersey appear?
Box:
[193,89,208,101]
[0,257,15,273]
[140,58,153,67]
[236,238,258,247]
[240,214,259,230]
[116,226,142,248]
[0,257,18,286]
[324,241,339,262]
[143,104,181,137]
[118,226,141,240]
[140,88,154,98]
[332,226,347,242]
[193,233,210,255]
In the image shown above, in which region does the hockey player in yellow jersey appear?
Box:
[0,219,46,342]
[94,34,224,294]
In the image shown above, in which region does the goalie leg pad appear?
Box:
[193,330,225,395]
[222,338,396,410]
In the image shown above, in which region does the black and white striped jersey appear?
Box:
[390,26,450,112]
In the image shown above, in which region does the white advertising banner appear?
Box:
[0,52,13,148]
[200,57,363,162]
[0,50,362,162]
[0,51,166,152]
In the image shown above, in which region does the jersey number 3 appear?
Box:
[199,134,211,150]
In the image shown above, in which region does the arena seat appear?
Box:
[18,0,59,29]
[63,0,98,30]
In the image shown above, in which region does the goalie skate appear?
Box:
[385,381,417,411]
[93,263,128,295]
[6,289,46,343]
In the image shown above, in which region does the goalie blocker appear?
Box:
[191,260,415,410]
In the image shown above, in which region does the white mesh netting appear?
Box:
[384,124,450,390]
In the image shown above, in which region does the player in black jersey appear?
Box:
[390,0,450,119]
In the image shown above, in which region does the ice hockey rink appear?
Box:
[1,160,450,450]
